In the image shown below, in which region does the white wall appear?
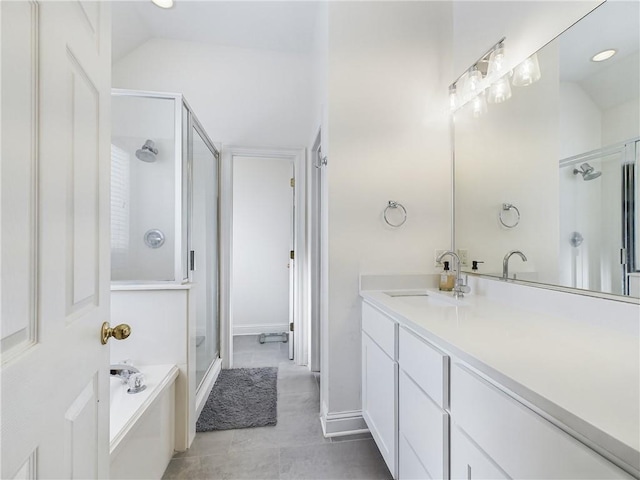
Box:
[323,1,453,422]
[559,82,602,159]
[113,38,315,148]
[232,156,293,335]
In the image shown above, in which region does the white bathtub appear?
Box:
[110,364,179,480]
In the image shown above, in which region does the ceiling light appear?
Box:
[152,0,174,8]
[591,49,616,62]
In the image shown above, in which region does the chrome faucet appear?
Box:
[436,250,471,298]
[110,364,140,383]
[503,250,528,279]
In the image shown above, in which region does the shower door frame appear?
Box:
[111,89,187,284]
[559,137,640,295]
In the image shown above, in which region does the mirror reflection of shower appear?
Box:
[136,139,158,162]
[573,162,601,181]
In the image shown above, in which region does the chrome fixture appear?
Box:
[449,36,542,115]
[573,163,602,181]
[110,364,146,394]
[499,203,520,229]
[503,250,528,279]
[436,250,471,298]
[384,201,407,228]
[110,364,140,382]
[135,139,158,163]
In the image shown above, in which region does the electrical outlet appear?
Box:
[434,249,447,267]
[457,249,469,266]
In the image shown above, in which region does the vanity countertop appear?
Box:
[360,288,640,473]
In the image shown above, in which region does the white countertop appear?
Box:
[360,287,640,473]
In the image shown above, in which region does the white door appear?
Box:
[1,2,111,478]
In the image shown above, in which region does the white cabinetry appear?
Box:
[362,303,398,478]
[398,327,450,479]
[361,299,633,480]
[451,364,632,479]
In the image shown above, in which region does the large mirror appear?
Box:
[454,0,640,299]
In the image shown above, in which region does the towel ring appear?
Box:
[499,203,520,228]
[384,201,407,228]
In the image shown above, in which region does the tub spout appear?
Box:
[110,364,140,382]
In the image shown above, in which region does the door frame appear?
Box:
[221,145,306,367]
[309,129,324,372]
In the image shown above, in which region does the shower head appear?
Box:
[573,163,601,181]
[135,140,158,163]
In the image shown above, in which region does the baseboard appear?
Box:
[195,357,222,420]
[233,323,289,336]
[320,410,369,438]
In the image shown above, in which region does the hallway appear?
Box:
[162,337,391,479]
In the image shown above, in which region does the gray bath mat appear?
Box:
[196,367,278,432]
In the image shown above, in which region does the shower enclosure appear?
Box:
[559,138,639,296]
[111,89,220,390]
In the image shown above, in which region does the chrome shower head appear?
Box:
[135,140,158,163]
[573,163,601,181]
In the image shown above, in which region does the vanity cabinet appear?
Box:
[398,327,450,479]
[361,298,635,480]
[451,364,632,479]
[361,303,398,478]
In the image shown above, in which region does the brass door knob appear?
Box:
[101,322,131,345]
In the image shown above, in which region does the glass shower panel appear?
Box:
[192,126,219,388]
[111,95,176,282]
[559,151,623,294]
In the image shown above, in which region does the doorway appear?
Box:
[221,146,306,368]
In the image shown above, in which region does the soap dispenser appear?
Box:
[439,261,455,291]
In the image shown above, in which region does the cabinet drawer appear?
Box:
[362,302,397,359]
[399,327,448,408]
[399,370,448,479]
[450,426,508,480]
[451,364,632,479]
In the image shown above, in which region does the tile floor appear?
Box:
[162,335,392,479]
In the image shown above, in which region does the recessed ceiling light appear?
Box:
[591,49,617,62]
[152,0,174,8]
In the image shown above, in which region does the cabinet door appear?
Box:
[451,426,509,480]
[362,332,397,478]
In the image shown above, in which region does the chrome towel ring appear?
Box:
[499,203,520,228]
[384,201,407,228]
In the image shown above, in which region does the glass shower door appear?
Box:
[191,124,219,389]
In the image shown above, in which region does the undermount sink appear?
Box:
[383,290,460,307]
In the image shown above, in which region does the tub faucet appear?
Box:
[503,250,528,279]
[110,364,140,383]
[436,250,471,298]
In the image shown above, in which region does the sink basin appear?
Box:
[383,290,459,307]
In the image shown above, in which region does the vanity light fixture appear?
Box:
[152,0,174,8]
[449,37,506,115]
[488,74,512,104]
[512,54,541,87]
[591,49,616,62]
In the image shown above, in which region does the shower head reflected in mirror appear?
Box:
[135,140,158,163]
[573,163,601,181]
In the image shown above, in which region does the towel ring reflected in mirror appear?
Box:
[499,203,520,228]
[384,201,407,228]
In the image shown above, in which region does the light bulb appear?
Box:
[488,75,512,104]
[487,44,507,80]
[512,54,541,87]
[471,92,487,118]
[466,67,484,95]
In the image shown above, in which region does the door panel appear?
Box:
[1,2,111,478]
